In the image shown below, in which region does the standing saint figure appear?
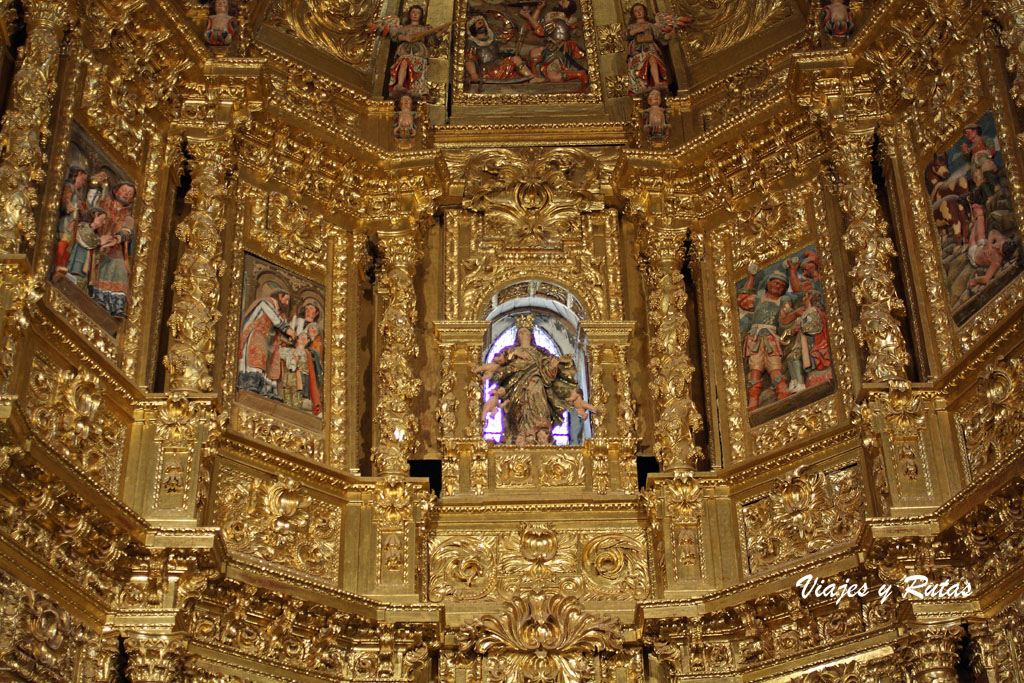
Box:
[369,5,440,98]
[90,181,136,318]
[476,315,581,445]
[237,290,297,400]
[622,3,691,95]
[54,167,89,278]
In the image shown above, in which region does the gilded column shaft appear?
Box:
[831,128,910,383]
[992,0,1024,108]
[373,228,424,476]
[0,0,70,253]
[637,231,701,471]
[164,135,235,393]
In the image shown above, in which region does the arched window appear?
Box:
[479,283,591,446]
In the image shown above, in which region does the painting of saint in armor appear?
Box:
[237,254,326,419]
[736,246,834,425]
[922,112,1022,325]
[463,0,590,94]
[51,124,137,330]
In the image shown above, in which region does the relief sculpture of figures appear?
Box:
[236,255,326,418]
[52,131,137,323]
[369,5,448,99]
[474,314,586,445]
[622,2,690,96]
[737,247,834,423]
[923,112,1022,324]
[464,0,589,93]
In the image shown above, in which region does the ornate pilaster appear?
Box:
[635,228,701,472]
[0,0,70,253]
[372,227,424,476]
[164,134,236,393]
[897,622,964,683]
[123,634,186,683]
[830,126,910,383]
[991,0,1024,109]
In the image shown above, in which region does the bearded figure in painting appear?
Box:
[477,315,580,445]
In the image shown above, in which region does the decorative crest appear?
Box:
[515,313,535,330]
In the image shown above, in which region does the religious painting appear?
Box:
[51,123,138,330]
[237,254,326,418]
[462,0,590,94]
[922,111,1022,325]
[736,245,834,425]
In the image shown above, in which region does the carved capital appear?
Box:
[898,622,965,683]
[124,633,187,683]
[829,126,909,383]
[164,133,236,393]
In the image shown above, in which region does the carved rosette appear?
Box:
[373,228,424,475]
[164,134,235,393]
[897,623,965,683]
[0,0,70,253]
[830,127,909,382]
[635,227,701,471]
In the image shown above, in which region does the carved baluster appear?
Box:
[164,134,235,393]
[437,342,457,440]
[587,344,609,438]
[897,623,964,683]
[373,227,424,476]
[830,126,909,382]
[636,228,701,472]
[0,0,70,253]
[123,634,186,683]
[613,344,637,445]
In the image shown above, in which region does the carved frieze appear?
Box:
[740,465,865,574]
[214,469,342,582]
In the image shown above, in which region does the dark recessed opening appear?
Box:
[410,459,442,497]
[637,455,659,490]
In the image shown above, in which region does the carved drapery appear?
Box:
[164,134,235,393]
[636,228,701,471]
[0,0,69,253]
[897,623,964,683]
[373,227,424,475]
[830,127,910,382]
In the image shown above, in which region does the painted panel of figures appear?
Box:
[51,123,137,327]
[736,246,834,425]
[236,254,325,418]
[923,112,1022,325]
[462,0,590,93]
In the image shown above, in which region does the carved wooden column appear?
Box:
[636,227,701,472]
[164,133,235,393]
[990,0,1024,108]
[830,126,910,382]
[0,0,70,253]
[123,634,186,683]
[897,622,964,683]
[372,226,424,476]
[585,322,634,441]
